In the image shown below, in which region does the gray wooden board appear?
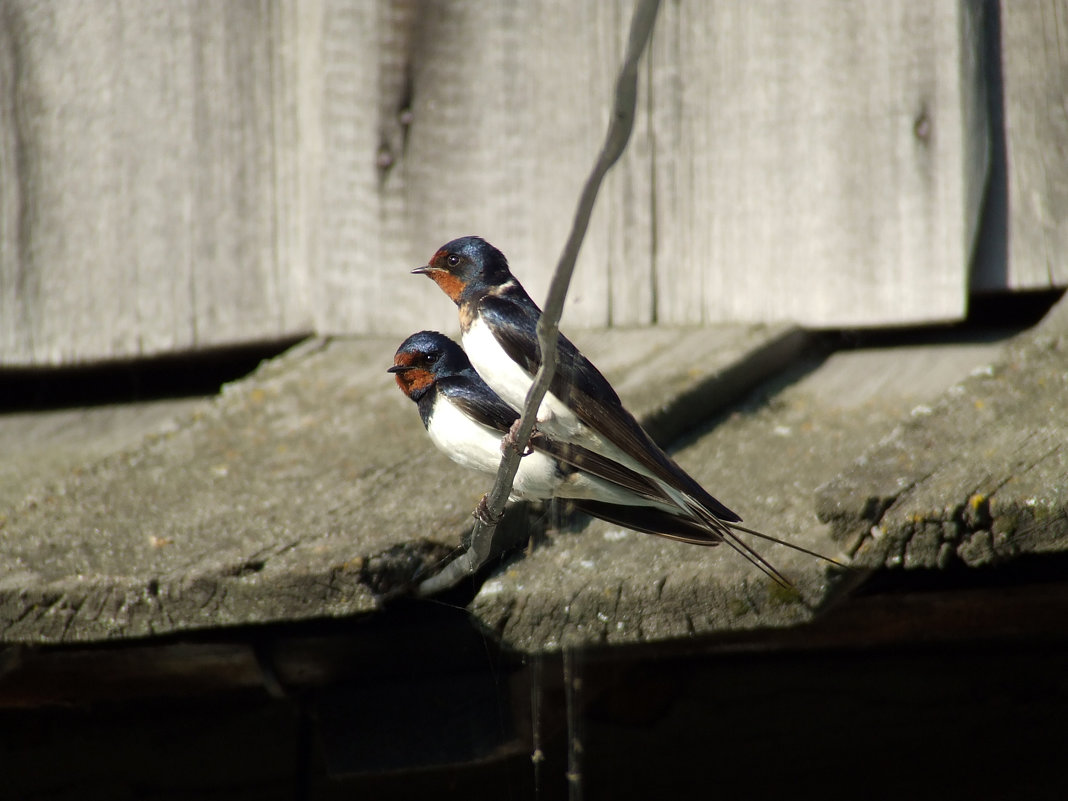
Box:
[2,309,1057,650]
[1,1,994,367]
[0,398,205,516]
[0,1,310,366]
[311,0,637,336]
[817,292,1068,571]
[997,0,1068,289]
[0,324,804,644]
[470,334,1012,652]
[318,0,987,334]
[649,0,986,327]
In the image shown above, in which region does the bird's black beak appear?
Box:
[387,364,413,374]
[411,264,432,275]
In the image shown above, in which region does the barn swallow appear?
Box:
[391,330,754,547]
[390,330,827,585]
[412,237,836,581]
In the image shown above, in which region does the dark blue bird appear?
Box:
[389,331,743,546]
[412,237,838,584]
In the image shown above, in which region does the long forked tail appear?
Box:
[701,511,795,590]
[686,500,843,590]
[725,521,844,567]
[570,496,843,590]
[538,431,842,588]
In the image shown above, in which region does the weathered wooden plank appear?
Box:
[317,0,989,334]
[817,292,1068,571]
[0,397,204,515]
[312,0,635,338]
[7,581,1068,710]
[0,1,310,366]
[312,0,416,336]
[998,0,1068,289]
[0,0,1002,365]
[652,0,988,327]
[472,327,1017,651]
[0,324,800,644]
[2,303,1061,652]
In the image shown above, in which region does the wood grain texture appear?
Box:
[0,1,311,366]
[999,0,1068,288]
[1,1,999,365]
[0,324,802,644]
[652,0,987,327]
[816,293,1068,572]
[317,0,988,334]
[311,1,633,338]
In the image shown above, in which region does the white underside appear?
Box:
[462,318,572,423]
[462,316,708,519]
[463,318,657,469]
[426,394,667,507]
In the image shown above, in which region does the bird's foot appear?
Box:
[474,494,503,525]
[501,419,535,457]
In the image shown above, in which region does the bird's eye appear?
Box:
[446,254,460,268]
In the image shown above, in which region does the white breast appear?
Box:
[462,316,583,436]
[425,394,560,500]
[461,317,696,515]
[425,395,506,474]
[426,394,680,510]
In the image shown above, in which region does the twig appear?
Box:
[564,646,585,801]
[418,0,661,596]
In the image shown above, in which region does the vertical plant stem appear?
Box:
[418,0,661,595]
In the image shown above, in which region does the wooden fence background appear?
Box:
[0,0,1065,367]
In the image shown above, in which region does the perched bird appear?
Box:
[389,331,768,550]
[410,236,741,511]
[412,236,834,583]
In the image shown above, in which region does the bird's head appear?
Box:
[388,330,471,400]
[412,236,512,304]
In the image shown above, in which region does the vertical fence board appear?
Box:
[313,1,635,338]
[652,0,987,327]
[0,1,1004,364]
[0,1,309,366]
[999,0,1068,289]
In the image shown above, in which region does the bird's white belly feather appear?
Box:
[463,317,653,470]
[425,394,673,508]
[425,396,505,473]
[462,318,703,518]
[463,316,581,433]
[426,395,558,500]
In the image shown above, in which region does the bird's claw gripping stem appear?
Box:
[501,418,535,457]
[474,494,504,525]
